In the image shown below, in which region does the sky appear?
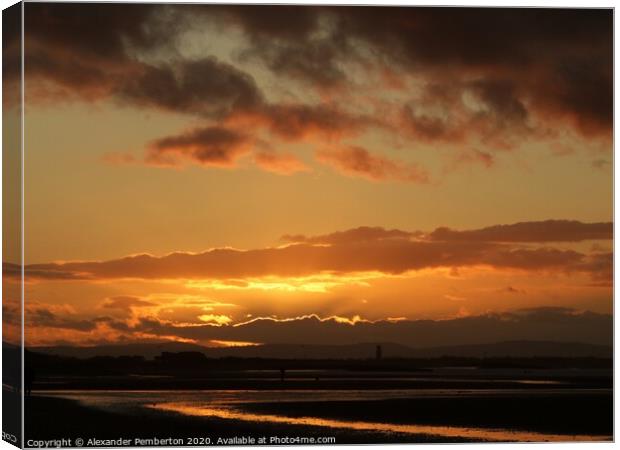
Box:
[2,4,613,348]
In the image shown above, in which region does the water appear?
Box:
[37,389,612,443]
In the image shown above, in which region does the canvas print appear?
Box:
[2,3,613,447]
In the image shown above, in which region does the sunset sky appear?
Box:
[3,4,612,347]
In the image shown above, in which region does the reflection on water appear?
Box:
[149,402,609,442]
[38,387,603,407]
[38,389,612,443]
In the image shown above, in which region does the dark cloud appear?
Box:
[26,303,98,332]
[282,226,417,245]
[118,58,264,118]
[483,247,583,271]
[2,3,21,107]
[344,7,611,138]
[4,262,90,281]
[576,252,613,287]
[22,3,161,100]
[399,79,531,148]
[256,104,370,140]
[429,220,613,243]
[17,222,609,282]
[316,146,430,183]
[20,4,368,146]
[219,6,612,139]
[103,307,612,347]
[146,126,251,167]
[211,5,322,41]
[250,41,347,91]
[400,104,461,143]
[17,4,611,178]
[102,296,156,311]
[24,3,161,62]
[467,79,530,133]
[146,113,352,171]
[211,5,347,90]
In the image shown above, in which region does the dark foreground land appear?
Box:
[242,391,613,436]
[23,389,613,445]
[18,349,614,445]
[24,395,465,445]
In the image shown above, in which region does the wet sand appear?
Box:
[25,396,471,445]
[238,391,613,437]
[24,387,613,446]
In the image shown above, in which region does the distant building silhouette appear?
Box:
[376,344,382,360]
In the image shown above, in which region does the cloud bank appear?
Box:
[12,5,612,180]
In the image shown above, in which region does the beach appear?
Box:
[25,395,468,445]
[24,386,612,445]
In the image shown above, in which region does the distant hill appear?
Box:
[406,341,612,358]
[29,342,209,360]
[30,340,612,360]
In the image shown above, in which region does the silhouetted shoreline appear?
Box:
[18,346,614,444]
[23,389,613,445]
[24,395,473,445]
[240,392,613,436]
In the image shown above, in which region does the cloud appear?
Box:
[16,4,611,185]
[232,103,371,141]
[575,252,613,287]
[281,226,417,245]
[20,3,162,102]
[118,58,264,119]
[429,220,613,243]
[210,5,346,90]
[467,79,529,130]
[19,5,369,142]
[102,296,157,311]
[94,307,613,347]
[253,151,310,175]
[19,5,368,154]
[25,302,100,332]
[3,262,91,281]
[146,126,252,168]
[316,146,430,183]
[216,6,612,139]
[17,221,610,283]
[198,314,233,325]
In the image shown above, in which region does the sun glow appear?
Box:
[184,273,383,293]
[209,340,261,347]
[198,314,233,325]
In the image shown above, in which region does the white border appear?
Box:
[0,2,615,450]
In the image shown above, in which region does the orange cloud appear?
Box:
[253,151,310,175]
[429,220,613,243]
[146,126,252,168]
[102,295,157,311]
[12,221,611,284]
[198,314,233,325]
[16,4,612,161]
[281,226,418,245]
[316,146,430,183]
